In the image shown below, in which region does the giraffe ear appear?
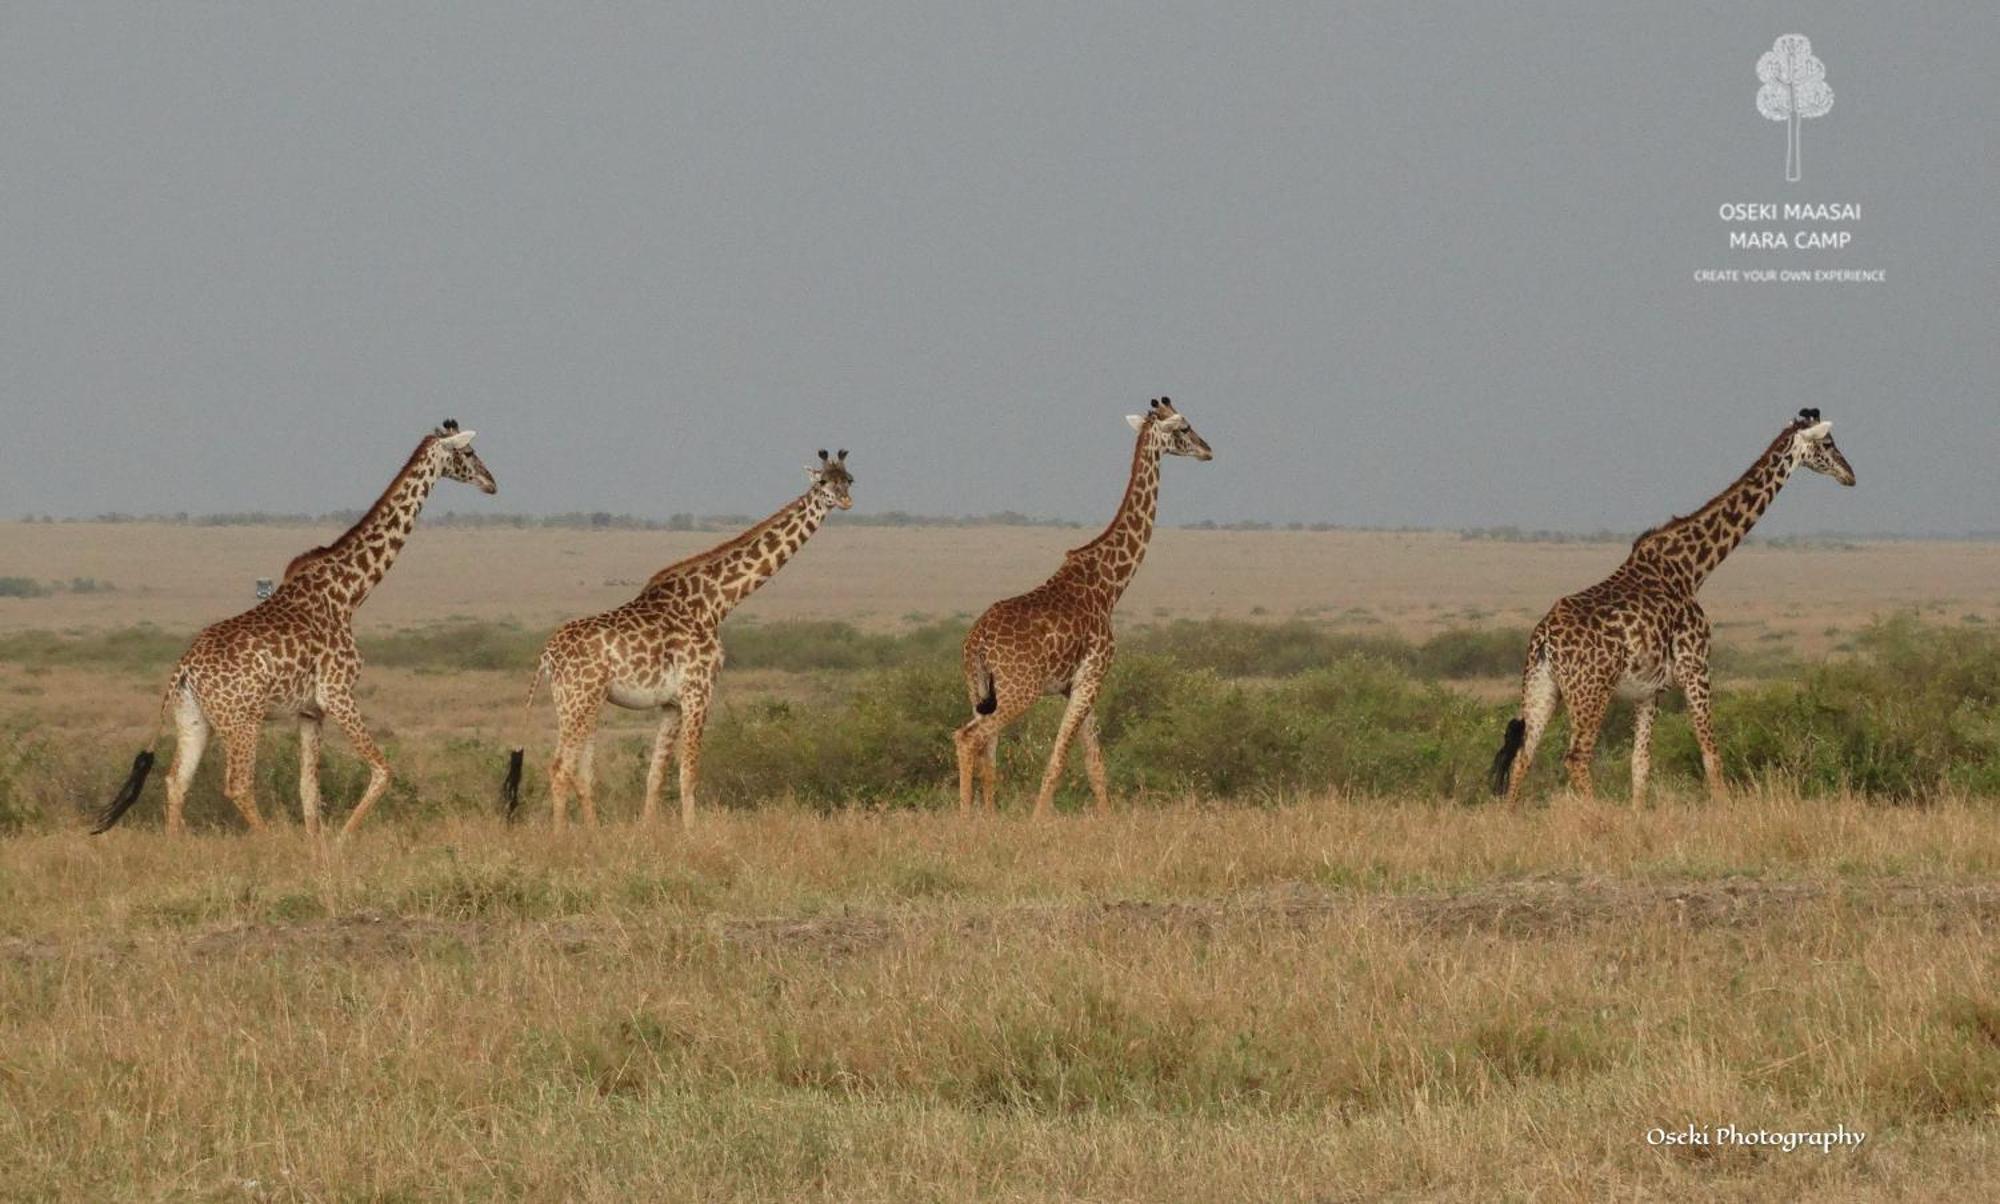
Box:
[1803,420,1831,439]
[1126,414,1145,431]
[439,430,476,448]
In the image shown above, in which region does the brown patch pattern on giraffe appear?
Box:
[94,422,498,837]
[506,450,853,829]
[1492,410,1854,806]
[954,399,1213,818]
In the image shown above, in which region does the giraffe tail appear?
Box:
[500,658,547,821]
[91,671,183,833]
[1489,719,1526,797]
[91,751,157,834]
[972,662,997,715]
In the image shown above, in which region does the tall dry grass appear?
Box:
[4,794,1998,1200]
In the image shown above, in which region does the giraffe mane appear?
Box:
[1066,412,1159,558]
[281,435,438,583]
[641,490,809,590]
[1628,420,1808,551]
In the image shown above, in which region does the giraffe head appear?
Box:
[1787,409,1855,486]
[429,419,498,494]
[806,448,855,510]
[1125,397,1213,460]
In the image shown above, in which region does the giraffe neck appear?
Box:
[1069,424,1163,606]
[281,441,444,612]
[643,489,834,615]
[1628,432,1796,592]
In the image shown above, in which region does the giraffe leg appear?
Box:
[1630,691,1660,805]
[953,719,979,815]
[327,696,393,839]
[1561,685,1611,800]
[641,706,682,824]
[547,685,602,831]
[548,742,574,830]
[953,684,1035,815]
[219,721,268,833]
[1503,656,1559,807]
[1675,654,1726,800]
[980,735,999,812]
[675,680,714,829]
[164,692,210,837]
[1032,660,1109,819]
[1078,708,1110,814]
[297,713,325,837]
[575,737,598,828]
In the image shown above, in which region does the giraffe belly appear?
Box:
[1615,663,1672,699]
[608,668,684,710]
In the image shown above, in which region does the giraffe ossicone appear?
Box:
[93,422,499,837]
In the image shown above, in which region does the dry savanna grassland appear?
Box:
[3,521,1999,1200]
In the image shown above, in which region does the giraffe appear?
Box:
[502,449,854,829]
[1490,409,1854,806]
[953,398,1213,818]
[93,421,498,837]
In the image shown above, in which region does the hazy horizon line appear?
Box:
[8,510,1995,546]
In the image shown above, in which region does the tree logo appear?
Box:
[1756,34,1834,182]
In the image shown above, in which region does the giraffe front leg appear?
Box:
[1676,660,1726,800]
[675,684,712,829]
[220,721,268,833]
[1630,692,1659,805]
[1561,685,1610,801]
[327,696,393,839]
[1032,660,1108,820]
[642,706,682,824]
[297,714,324,837]
[1078,709,1110,814]
[575,738,598,828]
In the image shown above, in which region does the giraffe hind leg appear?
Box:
[955,682,1035,815]
[219,720,268,833]
[1502,657,1559,807]
[1561,683,1611,800]
[163,690,211,836]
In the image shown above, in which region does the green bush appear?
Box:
[359,622,545,673]
[1686,615,2000,798]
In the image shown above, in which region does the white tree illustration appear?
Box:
[1756,34,1833,182]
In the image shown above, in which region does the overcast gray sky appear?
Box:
[2,3,1994,535]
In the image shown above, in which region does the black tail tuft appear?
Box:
[91,750,156,834]
[974,677,997,715]
[1489,718,1526,797]
[501,749,525,820]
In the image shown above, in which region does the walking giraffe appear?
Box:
[502,449,853,828]
[1490,409,1854,806]
[954,397,1213,817]
[94,421,498,837]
